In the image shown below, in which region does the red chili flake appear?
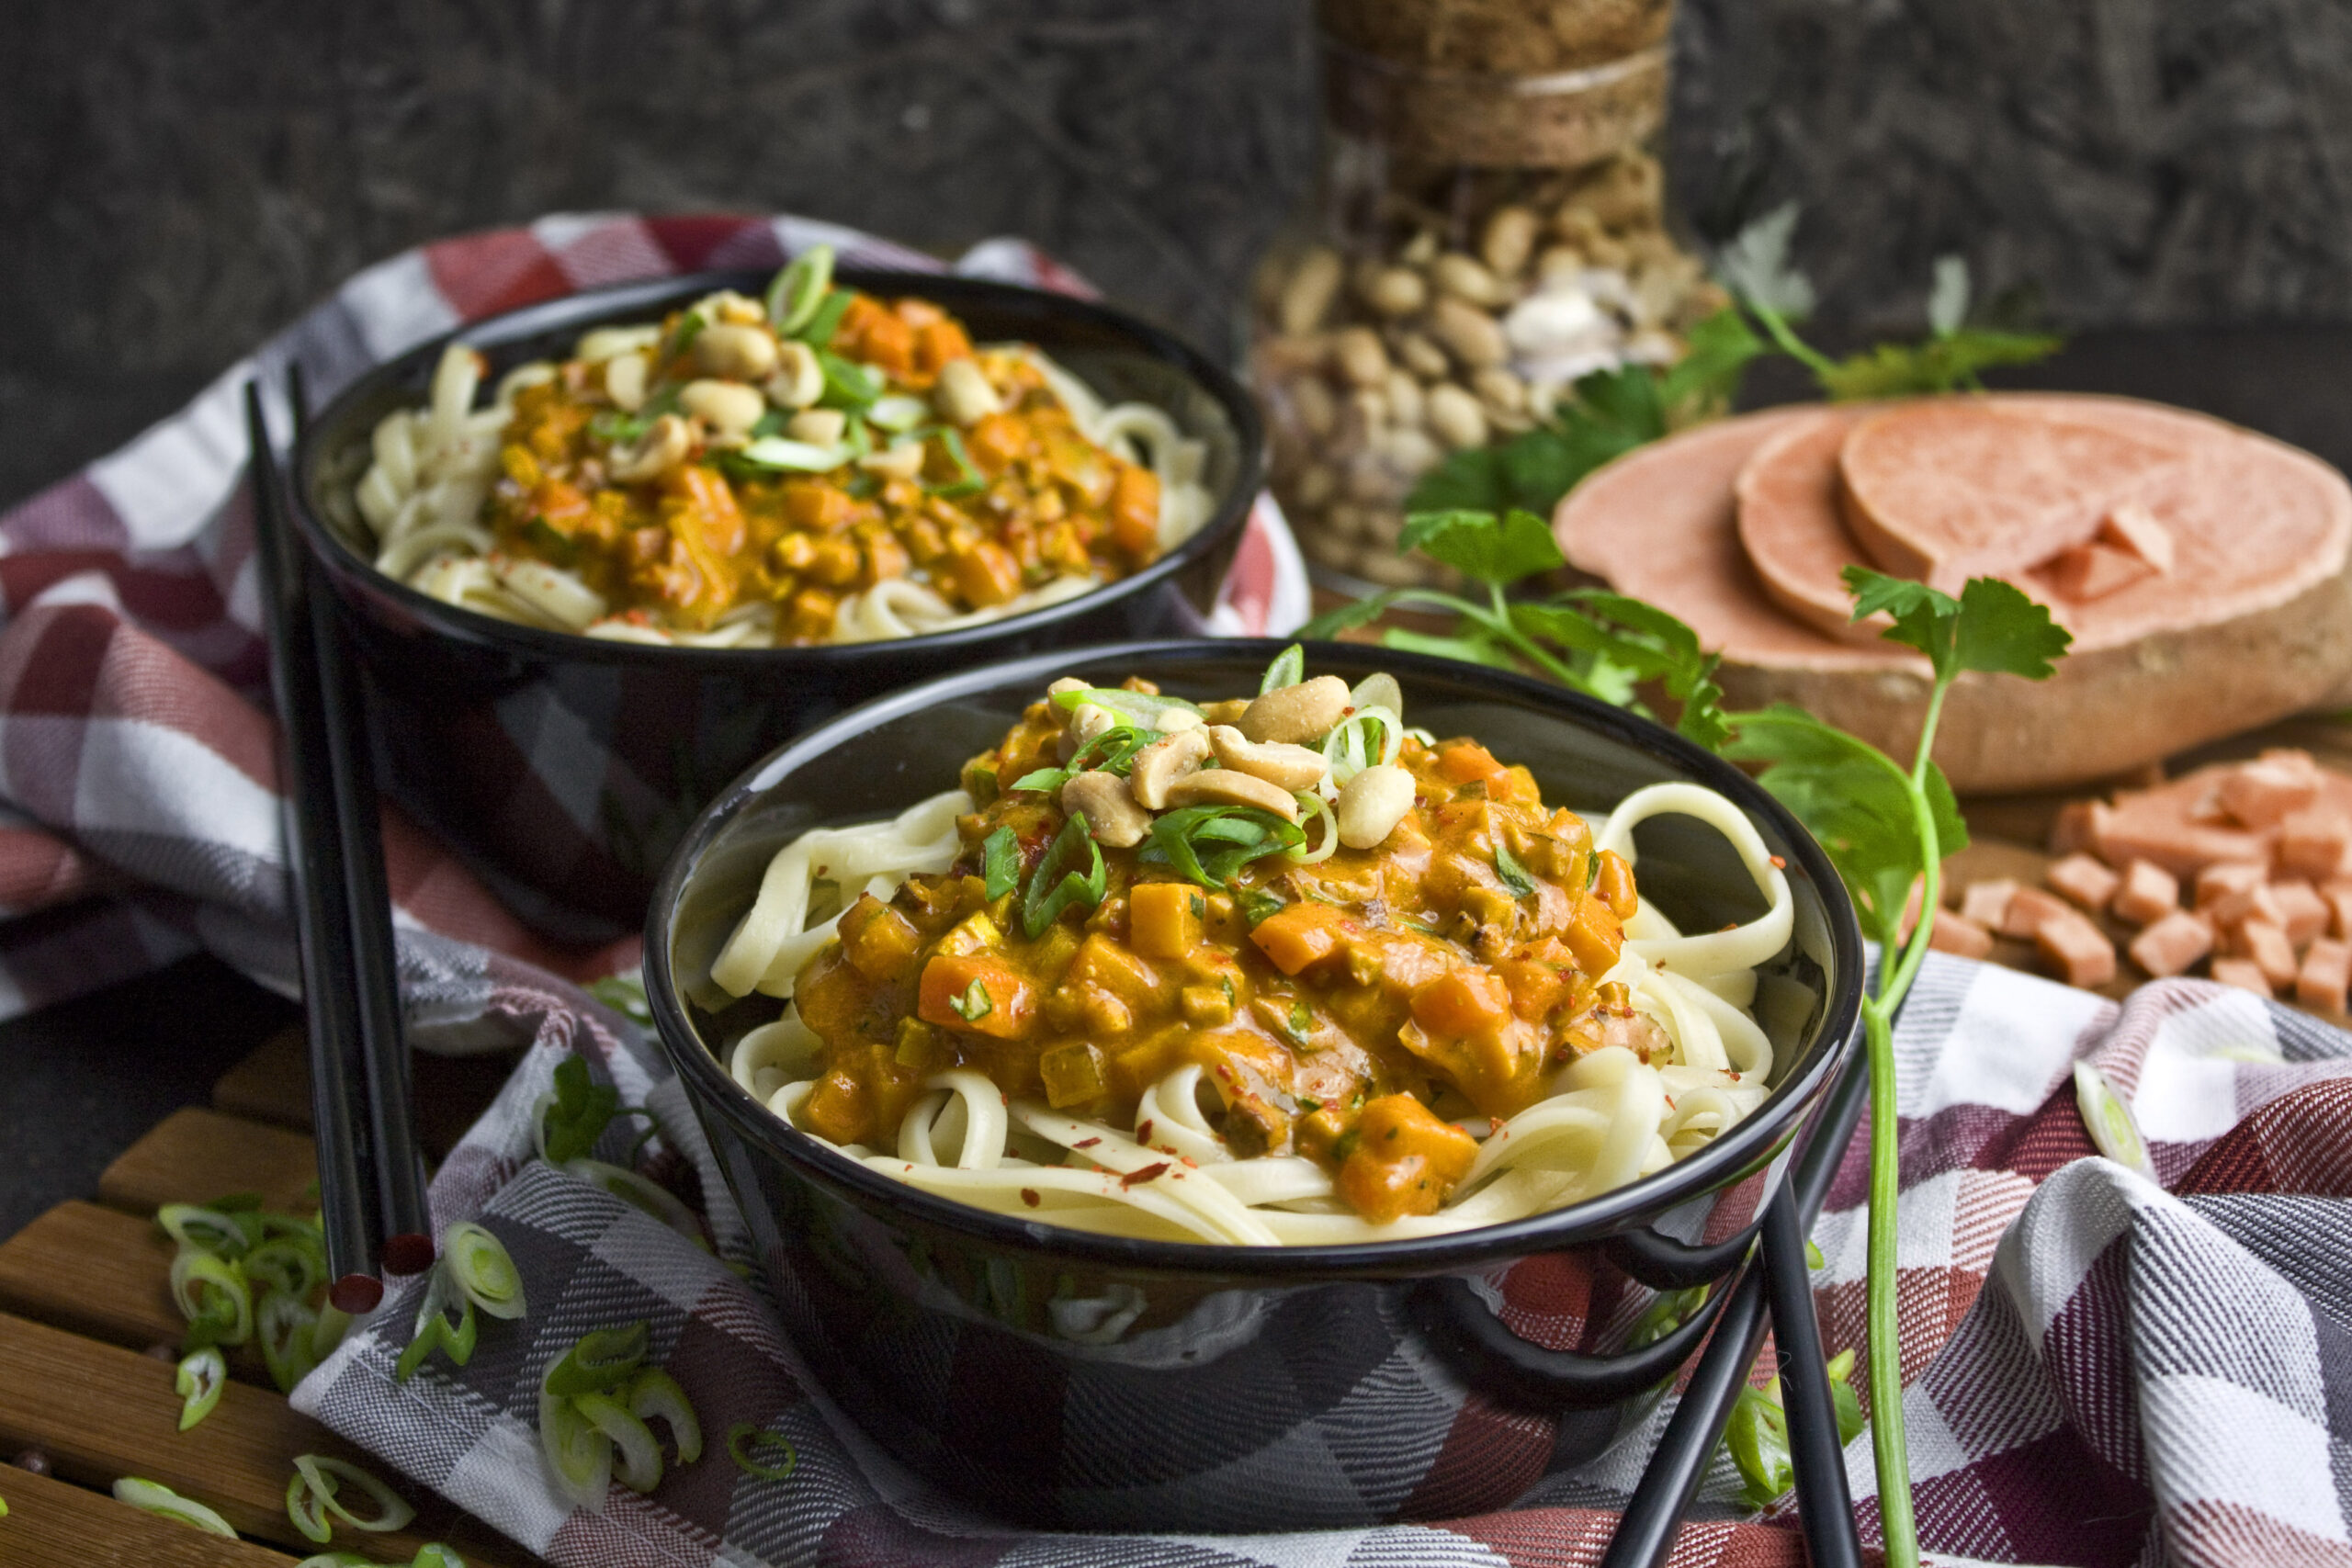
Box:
[1073,1137,1101,1149]
[1135,1119,1155,1145]
[1021,1188,1041,1208]
[1770,854,1787,869]
[1120,1162,1171,1189]
[1488,1117,1501,1135]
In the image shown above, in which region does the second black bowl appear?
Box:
[291,269,1263,944]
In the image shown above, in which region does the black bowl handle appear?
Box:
[1408,1257,1748,1413]
[1605,1218,1764,1290]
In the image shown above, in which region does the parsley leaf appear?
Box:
[1397,507,1566,587]
[1512,591,1730,750]
[980,827,1021,900]
[1815,329,2064,400]
[1492,840,1538,899]
[1378,623,1522,671]
[1841,569,2072,682]
[1722,704,1966,950]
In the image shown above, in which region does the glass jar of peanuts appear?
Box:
[1252,0,1726,589]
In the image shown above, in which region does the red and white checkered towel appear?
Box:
[290,953,2352,1568]
[0,211,1306,1021]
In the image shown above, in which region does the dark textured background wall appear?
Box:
[6,0,2348,510]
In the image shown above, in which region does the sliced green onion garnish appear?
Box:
[258,1291,322,1394]
[246,1234,327,1301]
[574,1392,664,1494]
[1259,643,1305,694]
[561,1159,705,1246]
[868,393,929,432]
[1047,685,1204,726]
[311,1303,352,1363]
[815,349,882,411]
[413,1545,467,1568]
[286,1469,334,1543]
[2074,1059,2155,1179]
[543,1321,650,1399]
[394,1285,477,1383]
[726,1422,798,1482]
[157,1203,254,1259]
[796,286,854,349]
[169,1247,253,1348]
[924,427,986,497]
[626,1367,704,1465]
[175,1346,226,1431]
[291,1455,416,1534]
[765,245,835,336]
[115,1476,237,1537]
[293,1554,375,1568]
[737,435,847,472]
[444,1222,527,1321]
[538,1379,612,1507]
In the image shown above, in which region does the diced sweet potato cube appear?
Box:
[838,893,923,983]
[2098,502,2175,572]
[2048,800,2098,857]
[1593,849,1638,921]
[2001,886,2073,941]
[1928,910,1994,961]
[2278,807,2352,880]
[2298,938,2352,1013]
[2195,860,2267,910]
[1129,881,1201,959]
[2211,883,2285,933]
[917,953,1036,1039]
[1250,901,1351,976]
[2050,541,2157,601]
[2034,908,2116,987]
[1337,1093,1480,1223]
[1959,878,2019,930]
[2128,910,2214,978]
[2047,853,2121,911]
[2325,881,2352,941]
[2209,956,2274,996]
[2110,859,2179,926]
[1435,742,1506,785]
[1562,895,1624,976]
[2272,879,2330,947]
[2236,919,2299,987]
[1410,968,1512,1037]
[2218,754,2321,829]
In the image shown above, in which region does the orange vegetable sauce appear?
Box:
[790,691,1664,1224]
[484,292,1164,641]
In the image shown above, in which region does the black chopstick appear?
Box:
[1596,1025,1874,1568]
[283,366,435,1278]
[1762,1173,1862,1568]
[244,380,385,1314]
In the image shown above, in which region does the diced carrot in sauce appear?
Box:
[1496,943,1576,1021]
[1489,764,1543,805]
[917,953,1036,1039]
[802,1069,873,1145]
[1563,896,1623,976]
[1129,882,1200,960]
[914,317,973,376]
[857,311,917,378]
[1250,902,1350,976]
[839,894,922,982]
[1594,849,1638,921]
[950,541,1023,606]
[1337,1094,1479,1224]
[1436,742,1506,785]
[1108,466,1160,558]
[1410,967,1511,1036]
[967,412,1027,474]
[783,480,855,531]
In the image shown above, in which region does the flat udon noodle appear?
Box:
[349,335,1215,648]
[715,777,1791,1245]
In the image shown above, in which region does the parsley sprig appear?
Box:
[1296,508,1729,750]
[1723,567,2068,1565]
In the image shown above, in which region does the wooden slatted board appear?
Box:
[0,1029,537,1567]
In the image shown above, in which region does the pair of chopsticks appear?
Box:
[1598,1022,1873,1568]
[243,375,433,1315]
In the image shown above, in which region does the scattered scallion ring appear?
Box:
[1259,642,1305,694]
[115,1476,237,1537]
[157,1203,254,1259]
[542,1320,649,1399]
[726,1422,798,1483]
[293,1554,374,1568]
[573,1392,664,1494]
[538,1376,613,1507]
[765,244,835,336]
[2073,1059,2155,1179]
[626,1367,703,1465]
[413,1546,467,1568]
[169,1247,253,1348]
[443,1222,527,1321]
[245,1234,327,1301]
[286,1469,334,1543]
[258,1290,323,1394]
[175,1346,226,1431]
[290,1454,416,1535]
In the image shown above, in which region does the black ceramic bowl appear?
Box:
[644,640,1863,1532]
[291,270,1262,944]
